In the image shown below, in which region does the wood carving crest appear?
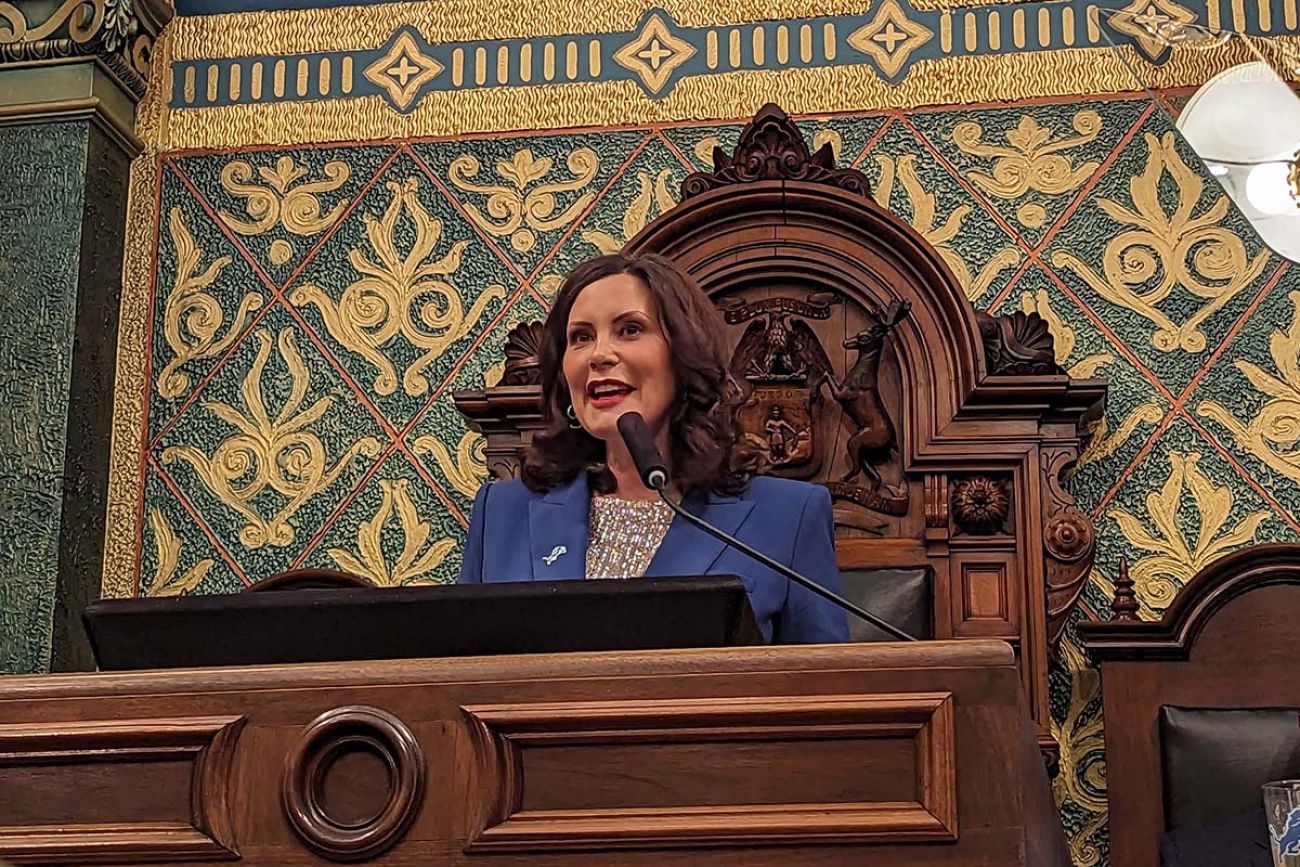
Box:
[682,103,871,199]
[975,309,1062,376]
[501,321,545,386]
[725,293,911,523]
[1042,447,1097,645]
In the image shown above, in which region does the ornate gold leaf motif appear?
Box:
[535,273,564,300]
[582,167,676,255]
[145,507,213,597]
[218,157,351,257]
[1108,0,1198,60]
[953,111,1102,201]
[1017,203,1048,228]
[162,327,382,549]
[362,30,443,111]
[412,431,487,499]
[1199,290,1300,482]
[1075,402,1164,469]
[0,0,103,45]
[874,153,1021,300]
[1051,635,1108,867]
[449,147,599,253]
[1052,132,1269,353]
[613,12,696,95]
[290,177,506,397]
[846,0,934,79]
[1019,289,1112,379]
[327,479,455,586]
[158,208,264,400]
[1109,451,1267,609]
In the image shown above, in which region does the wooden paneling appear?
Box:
[463,694,956,850]
[951,554,1019,638]
[0,640,1065,865]
[0,716,243,863]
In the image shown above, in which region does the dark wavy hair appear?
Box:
[521,253,756,497]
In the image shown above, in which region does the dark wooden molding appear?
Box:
[950,476,1011,536]
[502,321,546,386]
[1,637,1057,865]
[1080,543,1300,661]
[1109,559,1140,622]
[975,310,1061,377]
[281,706,425,862]
[0,715,245,863]
[463,693,957,851]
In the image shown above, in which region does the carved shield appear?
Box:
[737,385,821,478]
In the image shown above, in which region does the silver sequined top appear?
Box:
[585,495,676,580]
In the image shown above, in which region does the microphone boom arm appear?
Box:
[656,490,918,642]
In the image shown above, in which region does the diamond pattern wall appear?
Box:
[125,96,1300,865]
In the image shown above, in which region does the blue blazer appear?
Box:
[458,473,849,644]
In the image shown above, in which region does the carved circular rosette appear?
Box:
[282,706,425,862]
[1044,509,1095,564]
[950,476,1011,535]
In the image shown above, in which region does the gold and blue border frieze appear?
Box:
[169,0,1300,115]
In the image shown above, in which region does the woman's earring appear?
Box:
[566,404,583,429]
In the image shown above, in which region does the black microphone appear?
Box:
[615,411,917,642]
[616,411,669,490]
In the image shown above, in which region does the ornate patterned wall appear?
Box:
[108,1,1300,863]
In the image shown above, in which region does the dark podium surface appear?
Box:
[84,576,762,670]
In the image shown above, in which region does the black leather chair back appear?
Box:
[1160,706,1300,831]
[839,567,933,642]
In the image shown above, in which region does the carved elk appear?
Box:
[820,298,910,488]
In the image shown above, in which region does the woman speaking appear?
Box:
[458,253,848,645]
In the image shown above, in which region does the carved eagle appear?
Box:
[729,313,835,385]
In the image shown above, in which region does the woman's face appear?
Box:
[562,273,676,445]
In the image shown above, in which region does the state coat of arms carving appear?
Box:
[722,290,912,527]
[725,294,838,479]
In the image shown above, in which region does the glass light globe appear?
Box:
[1246,162,1299,216]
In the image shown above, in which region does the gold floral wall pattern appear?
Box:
[290,176,506,399]
[1052,132,1270,355]
[115,87,1300,867]
[218,156,351,265]
[161,327,382,550]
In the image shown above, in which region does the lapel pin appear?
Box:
[543,545,567,566]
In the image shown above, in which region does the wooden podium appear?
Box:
[0,640,1064,866]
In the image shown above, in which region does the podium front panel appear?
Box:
[0,641,1039,866]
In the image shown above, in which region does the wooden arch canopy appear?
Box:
[453,104,1106,756]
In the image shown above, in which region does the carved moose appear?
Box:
[820,298,910,488]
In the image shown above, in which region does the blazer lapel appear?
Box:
[644,492,756,578]
[528,474,589,580]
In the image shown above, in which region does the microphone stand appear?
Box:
[653,485,918,642]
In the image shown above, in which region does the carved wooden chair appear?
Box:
[455,104,1106,758]
[1080,545,1300,867]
